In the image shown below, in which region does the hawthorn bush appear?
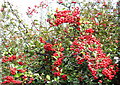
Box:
[0,0,120,85]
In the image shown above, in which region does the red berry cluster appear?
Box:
[61,75,67,80]
[9,67,26,75]
[2,55,16,63]
[53,72,61,76]
[41,37,68,80]
[102,65,118,80]
[1,53,36,84]
[18,61,24,65]
[1,76,22,84]
[1,75,34,84]
[44,43,56,51]
[47,8,81,26]
[54,57,64,66]
[85,28,94,33]
[69,29,118,81]
[40,37,46,43]
[77,59,85,64]
[10,67,17,75]
[53,72,67,80]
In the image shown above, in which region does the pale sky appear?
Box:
[0,0,119,25]
[1,0,118,14]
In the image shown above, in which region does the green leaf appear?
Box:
[14,73,23,77]
[98,73,103,77]
[46,75,50,80]
[14,73,19,77]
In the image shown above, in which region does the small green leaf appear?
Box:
[98,73,103,77]
[46,75,50,80]
[14,73,19,77]
[14,73,23,77]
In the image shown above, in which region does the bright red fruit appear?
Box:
[61,75,67,80]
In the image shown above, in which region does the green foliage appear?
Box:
[0,0,119,85]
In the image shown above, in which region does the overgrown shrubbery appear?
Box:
[0,0,120,85]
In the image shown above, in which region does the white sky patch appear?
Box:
[8,0,43,13]
[2,0,118,14]
[0,0,119,25]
